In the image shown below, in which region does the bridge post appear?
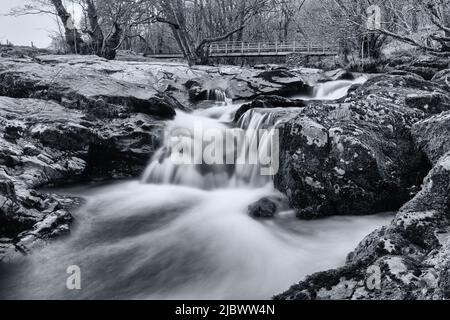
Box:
[225,43,228,54]
[275,41,278,53]
[293,41,296,53]
[258,42,261,54]
[241,42,244,54]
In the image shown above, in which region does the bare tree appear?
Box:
[319,0,450,56]
[154,0,273,64]
[376,0,450,54]
[9,0,87,54]
[10,0,156,59]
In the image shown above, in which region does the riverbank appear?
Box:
[1,52,450,299]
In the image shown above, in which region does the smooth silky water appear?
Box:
[0,78,392,300]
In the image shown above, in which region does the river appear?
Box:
[0,77,393,300]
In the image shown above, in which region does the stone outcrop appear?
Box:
[248,194,289,219]
[412,111,450,165]
[275,64,450,300]
[274,73,442,219]
[186,66,313,102]
[386,54,450,80]
[0,55,191,118]
[227,69,312,100]
[0,55,194,260]
[0,96,166,260]
[275,150,450,300]
[234,95,305,122]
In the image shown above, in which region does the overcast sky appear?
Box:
[0,0,81,48]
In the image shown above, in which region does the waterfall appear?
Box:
[143,78,370,190]
[206,88,228,102]
[294,76,367,101]
[141,101,281,189]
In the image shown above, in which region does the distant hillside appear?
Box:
[0,44,51,58]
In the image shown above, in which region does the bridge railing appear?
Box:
[209,40,339,56]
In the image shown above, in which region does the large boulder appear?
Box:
[187,67,313,102]
[275,105,427,218]
[275,103,450,299]
[386,54,450,80]
[275,151,450,300]
[405,92,450,114]
[248,194,289,219]
[0,55,190,118]
[234,95,305,122]
[349,73,450,115]
[227,69,313,100]
[273,73,448,219]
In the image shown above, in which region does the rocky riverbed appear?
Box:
[0,53,317,261]
[1,52,450,300]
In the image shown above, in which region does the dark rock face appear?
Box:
[248,197,278,218]
[186,82,204,101]
[234,95,305,122]
[412,111,450,165]
[227,69,312,100]
[248,195,288,218]
[274,74,436,218]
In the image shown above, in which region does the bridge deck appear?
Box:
[210,41,338,57]
[147,40,338,59]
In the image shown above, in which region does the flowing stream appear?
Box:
[0,78,392,300]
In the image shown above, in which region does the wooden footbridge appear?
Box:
[148,40,338,59]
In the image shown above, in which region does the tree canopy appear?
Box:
[9,0,450,63]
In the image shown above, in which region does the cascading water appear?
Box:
[0,78,393,300]
[295,76,367,101]
[141,102,280,189]
[206,88,228,102]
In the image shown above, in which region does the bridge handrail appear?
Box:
[209,40,338,55]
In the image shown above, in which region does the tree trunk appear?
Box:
[85,0,104,55]
[367,33,385,59]
[50,0,85,54]
[159,0,197,64]
[103,24,123,60]
[84,0,121,60]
